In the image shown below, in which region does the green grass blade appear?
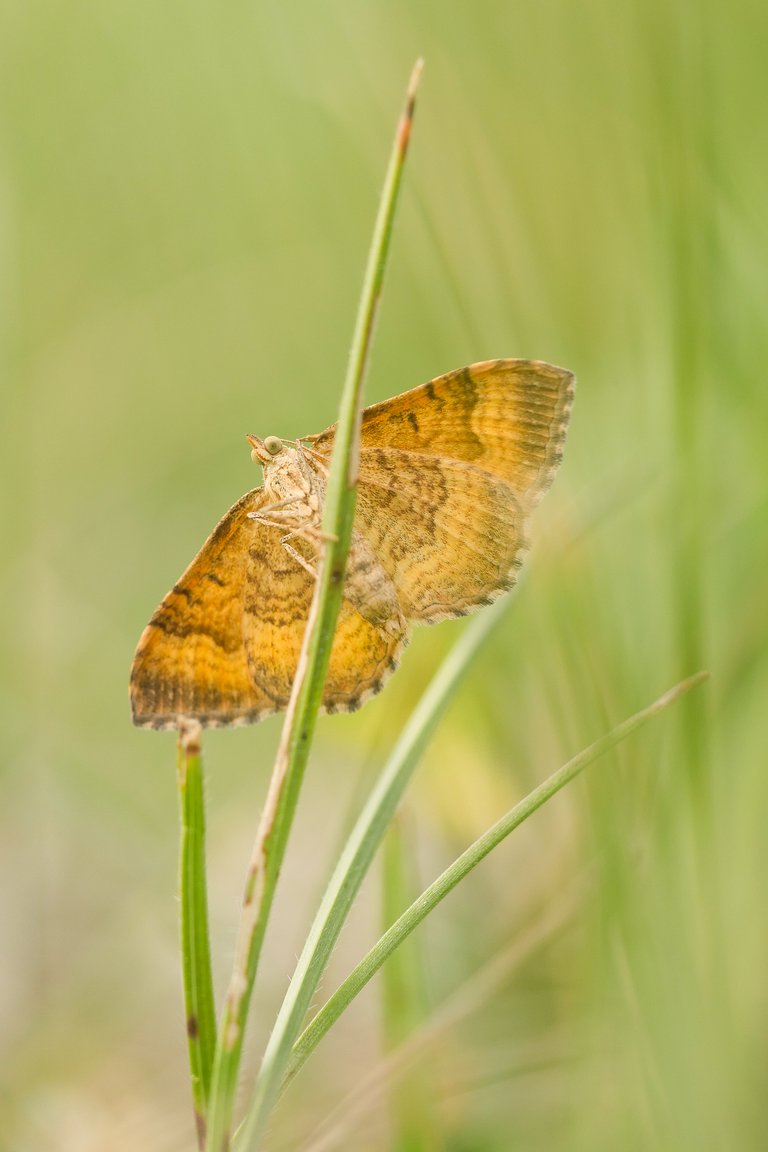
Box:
[286,671,709,1085]
[205,59,424,1152]
[177,721,217,1148]
[301,883,584,1152]
[380,816,437,1149]
[236,594,503,1147]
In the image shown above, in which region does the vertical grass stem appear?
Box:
[204,59,424,1152]
[177,719,217,1148]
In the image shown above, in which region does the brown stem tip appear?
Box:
[178,717,203,756]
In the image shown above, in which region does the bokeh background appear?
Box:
[2,2,766,1149]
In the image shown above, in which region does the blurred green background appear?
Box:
[1,1,766,1149]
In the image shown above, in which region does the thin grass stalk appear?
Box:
[286,670,709,1085]
[204,59,424,1152]
[177,719,217,1148]
[236,595,502,1149]
[300,883,584,1152]
[380,816,436,1149]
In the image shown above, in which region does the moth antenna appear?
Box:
[299,441,330,479]
[293,438,318,485]
[300,443,330,464]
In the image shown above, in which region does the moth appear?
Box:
[130,359,574,729]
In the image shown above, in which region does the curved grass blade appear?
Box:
[286,671,709,1087]
[235,595,502,1149]
[302,881,584,1152]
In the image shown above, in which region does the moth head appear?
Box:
[247,434,284,465]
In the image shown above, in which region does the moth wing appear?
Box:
[242,521,407,716]
[352,450,528,622]
[308,358,575,509]
[305,358,573,622]
[130,489,275,729]
[130,490,406,729]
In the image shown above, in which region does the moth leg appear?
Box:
[282,515,338,547]
[251,487,339,576]
[278,515,345,576]
[249,497,335,541]
[281,539,318,579]
[269,513,321,576]
[300,522,338,546]
[248,497,305,532]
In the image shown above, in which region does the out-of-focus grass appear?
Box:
[1,1,766,1150]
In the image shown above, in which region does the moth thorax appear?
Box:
[265,449,310,501]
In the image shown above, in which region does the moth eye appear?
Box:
[264,436,283,456]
